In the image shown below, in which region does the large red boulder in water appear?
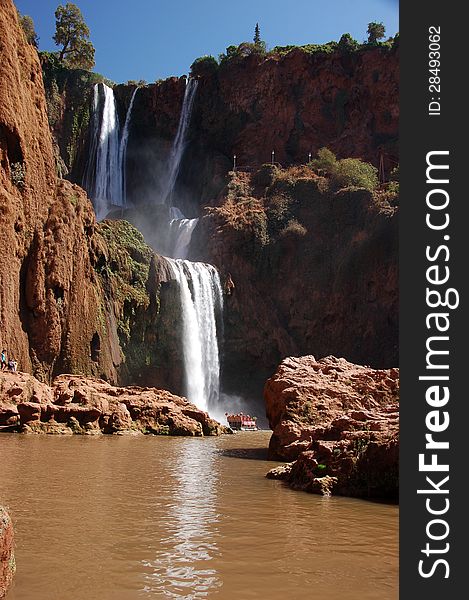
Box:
[265,355,399,499]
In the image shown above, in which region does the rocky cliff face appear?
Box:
[265,355,399,499]
[0,0,176,386]
[192,166,398,394]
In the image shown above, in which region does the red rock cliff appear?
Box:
[0,0,171,384]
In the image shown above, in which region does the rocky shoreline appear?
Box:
[0,506,14,600]
[0,372,224,437]
[264,355,399,499]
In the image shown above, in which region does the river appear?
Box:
[0,432,398,599]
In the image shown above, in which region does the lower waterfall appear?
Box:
[166,258,223,413]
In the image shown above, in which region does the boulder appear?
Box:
[264,356,399,499]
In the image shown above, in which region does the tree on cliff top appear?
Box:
[17,10,39,48]
[254,23,261,45]
[53,3,95,70]
[367,22,386,44]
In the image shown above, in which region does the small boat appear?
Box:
[226,413,258,431]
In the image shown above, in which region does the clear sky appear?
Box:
[14,0,399,84]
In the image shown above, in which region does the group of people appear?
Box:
[1,349,18,373]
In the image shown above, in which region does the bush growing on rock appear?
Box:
[190,55,219,77]
[338,33,359,52]
[280,219,307,238]
[309,148,378,191]
[10,162,26,189]
[309,147,337,173]
[219,42,267,65]
[331,158,378,191]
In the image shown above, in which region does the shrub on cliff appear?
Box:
[309,147,337,173]
[338,33,359,52]
[280,219,307,238]
[331,158,378,191]
[252,164,280,188]
[190,55,219,77]
[219,42,267,65]
[309,148,378,191]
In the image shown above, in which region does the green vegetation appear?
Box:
[17,9,38,48]
[54,3,95,70]
[191,23,397,76]
[41,51,113,171]
[254,23,261,45]
[310,148,378,191]
[10,162,26,189]
[190,55,219,77]
[338,33,359,52]
[367,21,386,44]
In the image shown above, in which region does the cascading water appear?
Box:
[84,83,138,220]
[161,78,198,205]
[169,207,199,259]
[159,78,225,414]
[167,258,223,412]
[119,87,139,207]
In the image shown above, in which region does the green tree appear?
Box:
[17,10,39,48]
[338,33,358,52]
[53,3,95,70]
[254,23,261,45]
[367,22,386,44]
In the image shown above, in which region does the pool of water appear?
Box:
[0,432,398,599]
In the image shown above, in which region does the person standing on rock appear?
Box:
[1,350,7,371]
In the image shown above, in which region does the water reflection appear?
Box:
[142,440,222,597]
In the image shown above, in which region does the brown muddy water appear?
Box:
[0,432,398,599]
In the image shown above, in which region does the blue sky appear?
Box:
[14,0,399,83]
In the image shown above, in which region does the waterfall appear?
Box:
[161,78,198,204]
[92,83,122,219]
[84,83,138,220]
[167,258,223,412]
[119,87,139,207]
[169,207,199,259]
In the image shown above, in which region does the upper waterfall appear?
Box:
[161,78,198,205]
[119,87,139,208]
[84,83,138,220]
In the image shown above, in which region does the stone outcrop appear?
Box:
[0,371,223,436]
[264,356,399,499]
[0,505,15,599]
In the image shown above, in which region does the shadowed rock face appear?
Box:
[264,356,399,499]
[0,505,15,599]
[0,371,224,436]
[192,168,398,395]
